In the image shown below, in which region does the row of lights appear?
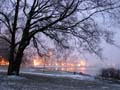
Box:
[33,58,87,67]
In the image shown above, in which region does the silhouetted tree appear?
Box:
[0,0,120,75]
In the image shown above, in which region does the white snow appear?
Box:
[7,75,26,80]
[0,69,95,81]
[22,71,95,81]
[0,69,7,72]
[101,86,109,89]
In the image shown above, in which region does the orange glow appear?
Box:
[33,59,42,66]
[61,63,64,66]
[78,60,86,67]
[55,63,58,66]
[32,55,87,73]
[0,58,9,65]
[61,67,65,71]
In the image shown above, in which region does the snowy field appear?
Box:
[0,70,120,90]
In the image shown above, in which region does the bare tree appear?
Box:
[0,0,120,75]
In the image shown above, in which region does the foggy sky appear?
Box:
[86,15,120,67]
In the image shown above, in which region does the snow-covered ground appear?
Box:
[0,68,95,81]
[0,67,96,80]
[22,71,95,81]
[0,68,120,90]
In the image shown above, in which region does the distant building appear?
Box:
[0,38,9,60]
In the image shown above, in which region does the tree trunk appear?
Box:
[14,53,23,75]
[7,50,23,76]
[7,0,21,75]
[7,46,15,75]
[7,62,14,75]
[7,32,30,75]
[7,61,22,76]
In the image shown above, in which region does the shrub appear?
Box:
[100,68,120,80]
